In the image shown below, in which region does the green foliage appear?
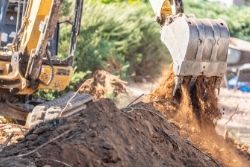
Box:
[61,0,73,16]
[36,90,61,101]
[185,0,250,41]
[100,0,147,4]
[68,71,91,90]
[58,25,71,59]
[101,0,123,3]
[59,0,250,82]
[61,0,250,79]
[40,0,250,99]
[62,1,170,79]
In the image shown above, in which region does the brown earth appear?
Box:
[0,69,249,167]
[79,70,128,100]
[0,99,222,167]
[148,65,250,167]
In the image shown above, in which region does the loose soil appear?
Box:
[148,65,250,167]
[0,99,222,167]
[0,68,249,167]
[79,70,128,100]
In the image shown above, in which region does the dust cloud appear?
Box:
[148,64,249,167]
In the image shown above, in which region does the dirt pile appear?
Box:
[148,65,250,167]
[0,67,249,167]
[79,70,127,99]
[0,99,221,167]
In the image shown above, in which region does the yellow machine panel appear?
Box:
[39,65,73,91]
[19,0,53,54]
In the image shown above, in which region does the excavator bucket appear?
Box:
[161,15,230,93]
[149,0,230,94]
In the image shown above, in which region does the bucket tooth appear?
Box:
[173,76,183,96]
[189,76,197,92]
[215,77,222,94]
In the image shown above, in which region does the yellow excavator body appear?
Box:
[0,0,82,95]
[0,0,90,125]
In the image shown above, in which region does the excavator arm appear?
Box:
[0,0,92,126]
[149,0,230,95]
[0,0,84,95]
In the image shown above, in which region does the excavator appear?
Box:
[0,0,92,127]
[0,0,229,127]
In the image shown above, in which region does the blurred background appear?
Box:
[58,0,250,84]
[55,0,250,146]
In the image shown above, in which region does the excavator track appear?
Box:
[25,92,92,127]
[0,92,92,127]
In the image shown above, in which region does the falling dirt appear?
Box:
[148,65,250,167]
[0,100,221,167]
[79,70,128,100]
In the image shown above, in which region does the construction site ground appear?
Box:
[129,82,250,146]
[0,70,250,167]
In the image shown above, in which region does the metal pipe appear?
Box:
[16,0,22,33]
[21,0,27,20]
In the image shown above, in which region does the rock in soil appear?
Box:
[0,99,221,167]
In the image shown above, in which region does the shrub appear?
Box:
[59,1,170,80]
[59,0,250,82]
[185,0,250,41]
